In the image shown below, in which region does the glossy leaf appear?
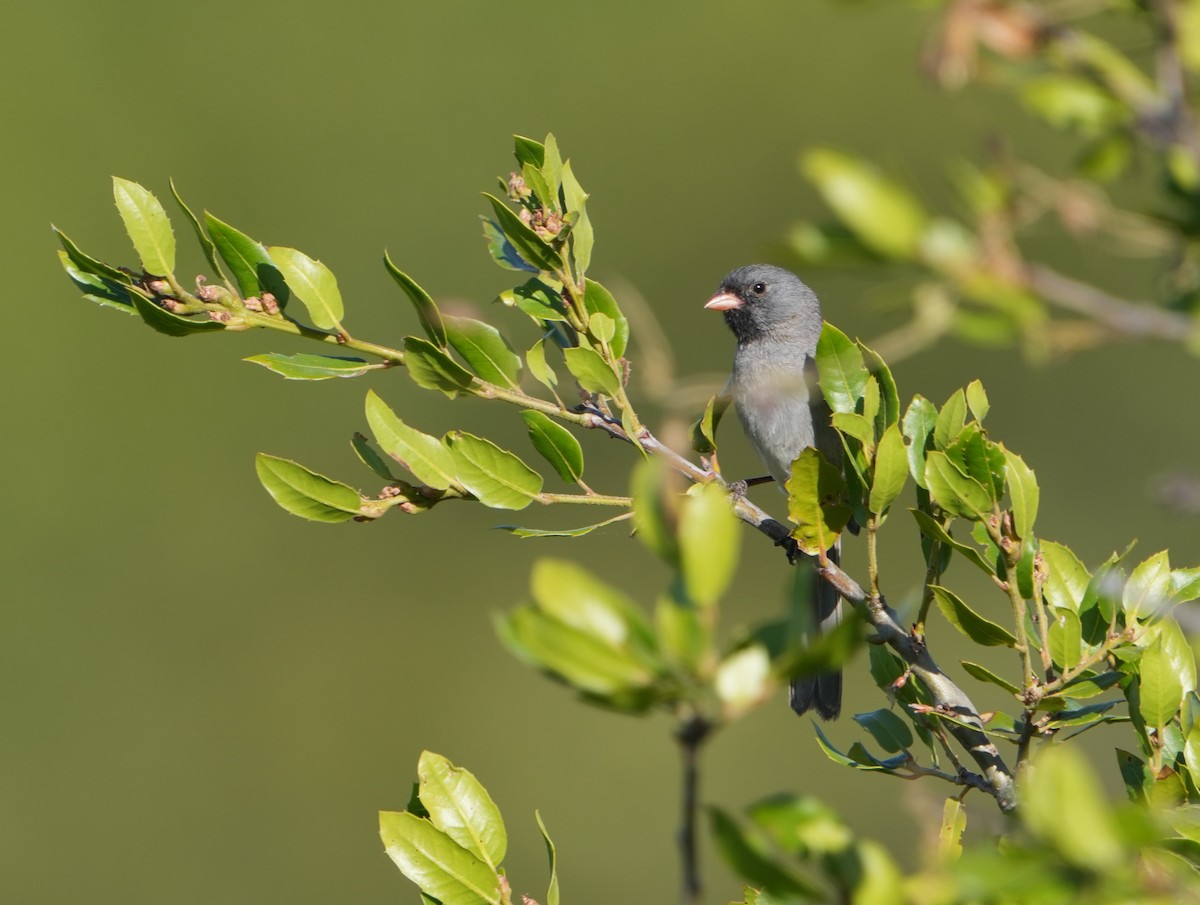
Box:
[444,432,542,510]
[379,810,500,905]
[268,246,344,329]
[113,177,175,275]
[924,451,992,519]
[691,393,730,455]
[499,513,630,539]
[853,709,913,753]
[965,379,989,422]
[57,249,134,311]
[168,179,224,282]
[563,347,620,396]
[1022,746,1121,871]
[499,607,654,696]
[561,161,593,275]
[245,352,378,380]
[365,390,457,490]
[933,389,966,450]
[1124,550,1171,619]
[679,483,739,607]
[444,316,522,388]
[131,293,225,337]
[404,337,475,398]
[1158,617,1197,697]
[583,280,629,359]
[351,433,396,481]
[1048,607,1083,672]
[521,411,583,484]
[535,811,559,905]
[869,424,908,515]
[417,752,506,871]
[801,149,928,259]
[1041,541,1090,613]
[383,253,447,347]
[960,660,1019,694]
[502,279,568,322]
[1171,566,1200,603]
[529,559,652,655]
[526,338,559,393]
[786,448,852,555]
[815,322,868,414]
[901,395,937,488]
[481,219,538,274]
[1004,448,1038,540]
[707,808,817,898]
[205,212,289,304]
[931,585,1016,647]
[513,134,545,168]
[482,193,560,272]
[255,453,362,522]
[945,424,1004,503]
[53,226,131,285]
[910,510,995,575]
[1139,635,1184,728]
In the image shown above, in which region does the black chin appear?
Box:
[723,306,761,343]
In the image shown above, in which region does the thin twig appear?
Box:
[1024,265,1192,341]
[676,714,712,905]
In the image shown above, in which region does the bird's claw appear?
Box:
[728,479,749,500]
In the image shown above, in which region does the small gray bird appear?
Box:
[706,264,844,719]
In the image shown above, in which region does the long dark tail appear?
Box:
[789,541,843,720]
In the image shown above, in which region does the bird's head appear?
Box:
[705,263,822,344]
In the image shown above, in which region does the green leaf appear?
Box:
[131,293,225,337]
[204,212,289,305]
[245,352,378,380]
[588,312,615,345]
[53,226,132,285]
[521,411,584,484]
[383,253,447,347]
[57,249,134,312]
[938,798,967,863]
[853,709,914,753]
[168,179,225,283]
[1020,75,1123,136]
[379,810,500,905]
[417,752,507,871]
[815,323,869,414]
[910,510,996,575]
[832,412,874,448]
[482,193,560,272]
[521,163,554,212]
[901,395,938,489]
[404,337,476,398]
[530,560,652,652]
[540,134,563,202]
[716,645,772,712]
[960,660,1019,694]
[965,379,989,422]
[1158,617,1197,697]
[267,246,344,330]
[1138,634,1184,728]
[1041,541,1090,613]
[786,448,852,555]
[679,483,739,607]
[813,724,900,773]
[691,393,731,455]
[861,342,900,430]
[365,390,457,490]
[933,389,966,450]
[1023,746,1121,870]
[1170,566,1200,603]
[444,432,542,510]
[801,149,928,259]
[351,432,396,481]
[113,177,175,275]
[583,280,629,359]
[931,585,1016,647]
[1003,448,1038,540]
[1048,607,1083,672]
[444,316,522,388]
[498,513,631,538]
[498,607,654,697]
[707,808,817,899]
[945,424,1004,503]
[255,453,362,522]
[561,161,593,275]
[513,134,545,168]
[563,347,620,396]
[501,279,568,322]
[481,219,537,274]
[1124,550,1171,619]
[869,424,908,515]
[526,339,559,394]
[631,458,680,565]
[535,812,559,905]
[924,451,992,520]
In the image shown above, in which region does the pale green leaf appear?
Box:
[268,246,344,329]
[444,432,542,509]
[521,411,584,484]
[379,810,500,905]
[255,453,362,522]
[113,177,175,275]
[365,390,457,490]
[679,483,739,607]
[417,752,507,871]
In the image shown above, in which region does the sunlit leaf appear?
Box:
[169,179,224,283]
[853,709,913,753]
[379,810,500,905]
[521,411,584,484]
[255,453,362,522]
[404,337,476,398]
[113,177,175,275]
[365,390,457,490]
[931,585,1016,647]
[1041,541,1090,613]
[583,280,629,359]
[786,448,852,556]
[869,424,908,515]
[384,253,447,346]
[1004,448,1038,540]
[245,352,379,380]
[444,432,542,510]
[268,246,344,329]
[482,193,560,272]
[417,752,507,871]
[679,483,739,607]
[563,347,620,396]
[445,316,522,388]
[204,212,289,305]
[815,322,868,414]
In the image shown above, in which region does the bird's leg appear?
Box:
[728,475,775,500]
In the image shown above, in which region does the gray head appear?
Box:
[705,264,822,345]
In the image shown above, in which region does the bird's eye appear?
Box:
[751,282,767,295]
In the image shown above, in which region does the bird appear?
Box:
[705,263,844,719]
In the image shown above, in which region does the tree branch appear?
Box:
[1024,264,1192,341]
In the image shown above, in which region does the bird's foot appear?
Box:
[728,479,749,499]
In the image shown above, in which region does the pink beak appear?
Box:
[705,291,742,311]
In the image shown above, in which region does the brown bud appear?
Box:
[261,293,280,315]
[147,279,171,295]
[507,172,531,201]
[159,297,186,313]
[243,296,264,312]
[196,284,223,302]
[208,309,233,324]
[519,207,533,226]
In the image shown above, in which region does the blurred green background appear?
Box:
[7,1,1200,903]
